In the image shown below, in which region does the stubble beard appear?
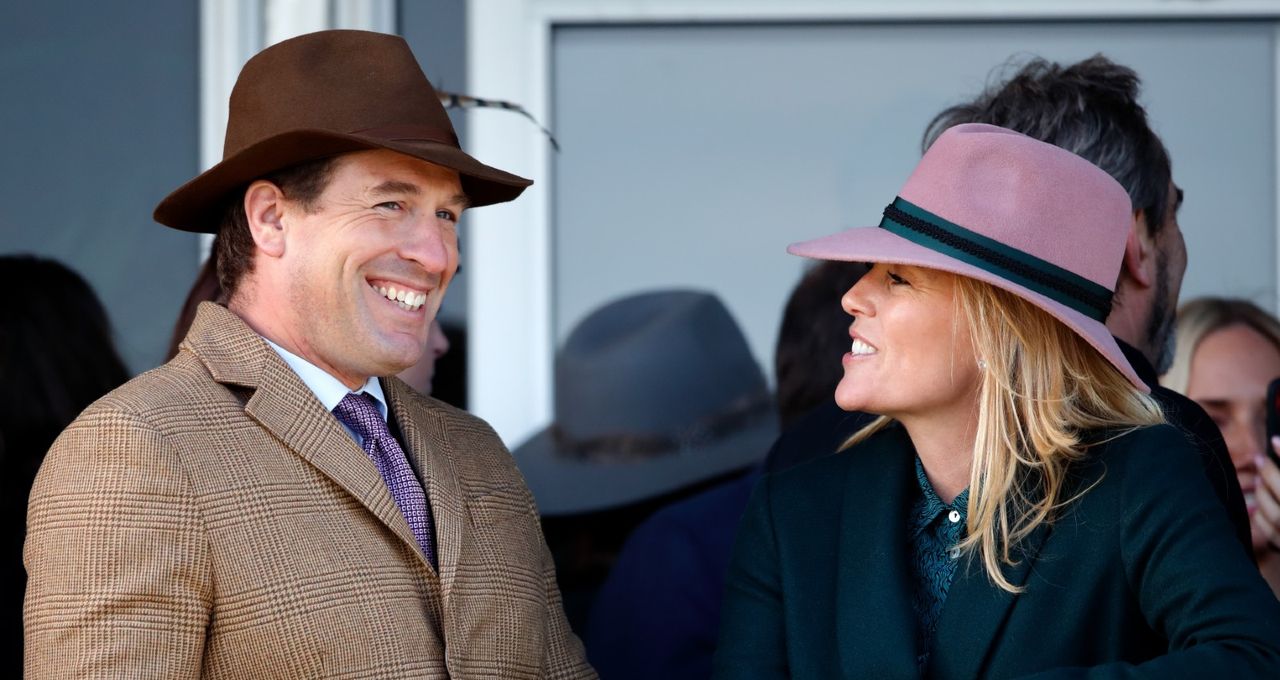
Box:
[1146,248,1178,376]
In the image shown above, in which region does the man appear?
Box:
[24,30,596,678]
[767,55,1252,555]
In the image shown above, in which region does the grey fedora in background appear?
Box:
[513,290,778,516]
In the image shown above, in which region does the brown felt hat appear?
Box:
[154,30,532,233]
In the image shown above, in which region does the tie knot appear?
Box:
[332,392,388,441]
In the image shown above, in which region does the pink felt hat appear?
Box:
[788,123,1146,392]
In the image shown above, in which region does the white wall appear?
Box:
[551,20,1275,386]
[469,1,1280,446]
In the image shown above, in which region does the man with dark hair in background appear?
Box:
[25,30,594,678]
[767,55,1252,555]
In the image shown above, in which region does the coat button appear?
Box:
[949,547,961,559]
[948,510,961,523]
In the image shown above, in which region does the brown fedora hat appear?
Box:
[154,30,532,233]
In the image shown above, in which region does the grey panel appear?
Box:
[0,0,200,373]
[552,21,1275,380]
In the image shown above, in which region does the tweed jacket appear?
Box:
[25,302,596,679]
[714,422,1280,679]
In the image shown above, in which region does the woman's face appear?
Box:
[835,263,979,423]
[1185,323,1280,553]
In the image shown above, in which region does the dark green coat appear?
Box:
[714,422,1280,679]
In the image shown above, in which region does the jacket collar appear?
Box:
[835,423,920,678]
[1115,336,1158,390]
[834,422,1052,679]
[180,302,450,581]
[926,509,1050,678]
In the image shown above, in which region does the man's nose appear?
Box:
[401,220,453,273]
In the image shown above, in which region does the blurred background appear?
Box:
[2,0,1278,448]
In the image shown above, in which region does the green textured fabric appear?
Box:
[908,457,969,671]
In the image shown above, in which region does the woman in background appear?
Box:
[714,124,1280,678]
[0,255,130,672]
[1163,297,1280,596]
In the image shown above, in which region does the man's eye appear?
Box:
[436,210,457,223]
[376,201,403,211]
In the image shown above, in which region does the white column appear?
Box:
[466,0,555,446]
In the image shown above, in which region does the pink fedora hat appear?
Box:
[788,123,1146,392]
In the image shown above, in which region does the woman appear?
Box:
[0,255,131,674]
[1162,297,1280,597]
[713,124,1280,678]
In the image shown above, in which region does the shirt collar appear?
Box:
[262,337,388,420]
[909,456,969,535]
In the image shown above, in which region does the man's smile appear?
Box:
[368,279,428,311]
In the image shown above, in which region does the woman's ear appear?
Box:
[243,180,289,259]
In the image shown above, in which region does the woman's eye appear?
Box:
[436,210,457,223]
[888,271,909,286]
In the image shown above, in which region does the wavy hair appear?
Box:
[845,274,1163,592]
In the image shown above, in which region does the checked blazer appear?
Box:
[24,302,596,679]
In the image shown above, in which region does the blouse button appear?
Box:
[948,510,961,523]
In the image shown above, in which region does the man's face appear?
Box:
[1146,181,1187,374]
[276,149,466,386]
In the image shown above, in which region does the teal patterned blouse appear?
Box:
[908,456,969,670]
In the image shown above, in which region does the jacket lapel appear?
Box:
[836,424,921,679]
[926,506,1052,679]
[384,378,465,593]
[182,303,433,573]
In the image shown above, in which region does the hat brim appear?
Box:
[154,129,533,233]
[788,226,1148,393]
[511,415,778,516]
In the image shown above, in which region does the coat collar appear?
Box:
[835,423,920,678]
[926,512,1050,678]
[181,302,451,582]
[1115,337,1157,389]
[833,422,1052,679]
[382,376,467,604]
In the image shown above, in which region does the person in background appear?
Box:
[583,261,867,680]
[0,255,129,674]
[513,290,778,636]
[1162,297,1280,596]
[396,319,451,396]
[716,123,1280,679]
[763,55,1252,556]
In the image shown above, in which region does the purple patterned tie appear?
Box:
[332,392,437,568]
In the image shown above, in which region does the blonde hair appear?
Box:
[1161,297,1280,394]
[845,275,1163,592]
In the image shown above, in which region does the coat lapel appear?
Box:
[383,378,465,593]
[926,504,1052,679]
[182,303,434,573]
[836,424,921,679]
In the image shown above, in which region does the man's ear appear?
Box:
[1121,211,1154,289]
[244,180,289,258]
